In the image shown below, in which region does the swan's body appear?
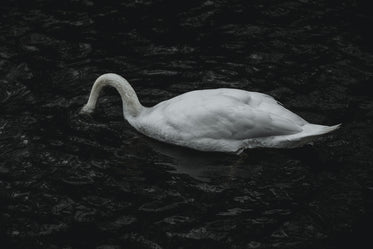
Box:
[81,73,340,154]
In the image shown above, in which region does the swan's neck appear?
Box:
[81,73,143,118]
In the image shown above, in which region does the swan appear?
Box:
[81,73,340,154]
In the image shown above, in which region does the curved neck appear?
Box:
[82,73,143,118]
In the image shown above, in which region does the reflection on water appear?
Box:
[1,0,373,248]
[144,137,241,181]
[144,137,313,182]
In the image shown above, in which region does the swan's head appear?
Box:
[80,104,94,114]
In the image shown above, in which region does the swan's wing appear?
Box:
[248,92,308,126]
[213,89,307,126]
[160,94,303,140]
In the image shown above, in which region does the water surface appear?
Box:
[1,0,372,248]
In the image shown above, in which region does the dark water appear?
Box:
[1,0,373,248]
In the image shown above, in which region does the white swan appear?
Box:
[81,73,340,154]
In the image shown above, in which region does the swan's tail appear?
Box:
[240,123,341,150]
[302,123,341,136]
[266,123,341,148]
[283,123,341,147]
